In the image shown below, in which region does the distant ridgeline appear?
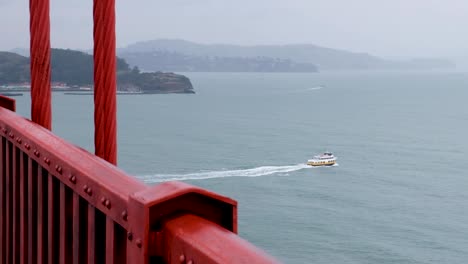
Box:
[118,39,456,71]
[120,51,319,72]
[0,49,194,94]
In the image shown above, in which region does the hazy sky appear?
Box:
[1,0,467,58]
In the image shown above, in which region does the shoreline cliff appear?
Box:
[0,49,195,94]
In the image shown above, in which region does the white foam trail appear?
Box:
[307,86,323,91]
[138,164,311,183]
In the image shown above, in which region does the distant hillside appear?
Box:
[8,48,29,57]
[0,49,194,93]
[0,52,30,83]
[118,39,456,71]
[51,49,129,86]
[120,50,318,72]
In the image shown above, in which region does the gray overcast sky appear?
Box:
[1,0,467,57]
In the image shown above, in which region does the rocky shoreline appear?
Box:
[0,49,195,94]
[117,71,194,94]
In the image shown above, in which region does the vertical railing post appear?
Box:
[93,0,117,165]
[29,0,52,130]
[0,137,4,264]
[0,96,16,112]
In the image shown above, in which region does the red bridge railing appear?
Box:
[0,100,279,263]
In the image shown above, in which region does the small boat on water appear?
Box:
[307,152,336,166]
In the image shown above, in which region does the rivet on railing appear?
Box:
[34,150,40,157]
[127,232,133,241]
[69,175,76,184]
[104,199,111,209]
[55,165,62,174]
[136,239,142,248]
[24,143,30,150]
[187,260,193,264]
[1,128,6,133]
[83,185,92,195]
[9,132,14,138]
[122,210,128,221]
[16,137,22,144]
[179,255,186,263]
[101,197,106,204]
[44,158,50,165]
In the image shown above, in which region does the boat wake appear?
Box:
[307,86,324,91]
[138,164,312,183]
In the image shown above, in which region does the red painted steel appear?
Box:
[29,0,52,130]
[0,107,280,263]
[106,217,115,264]
[93,0,118,165]
[20,151,28,264]
[162,214,280,264]
[127,181,238,262]
[72,193,81,264]
[59,183,73,263]
[6,140,11,264]
[12,146,19,264]
[47,173,56,263]
[87,205,96,264]
[0,96,16,112]
[37,166,45,264]
[0,137,4,263]
[27,157,38,264]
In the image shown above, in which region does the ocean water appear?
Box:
[14,71,468,263]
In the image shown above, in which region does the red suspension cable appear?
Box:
[93,0,117,164]
[29,0,52,130]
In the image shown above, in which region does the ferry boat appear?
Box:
[307,152,337,166]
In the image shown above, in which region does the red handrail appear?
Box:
[162,214,279,264]
[0,107,279,263]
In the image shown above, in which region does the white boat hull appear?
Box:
[307,159,336,166]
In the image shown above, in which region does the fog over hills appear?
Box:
[7,39,457,72]
[117,39,456,71]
